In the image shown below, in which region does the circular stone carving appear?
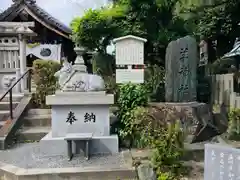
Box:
[12,38,16,43]
[40,48,51,57]
[2,75,16,89]
[4,39,8,43]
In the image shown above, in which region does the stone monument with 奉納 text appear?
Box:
[40,45,118,156]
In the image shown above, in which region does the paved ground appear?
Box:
[0,143,125,169]
[0,138,224,179]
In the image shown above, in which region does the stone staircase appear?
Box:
[17,109,51,142]
[0,93,24,128]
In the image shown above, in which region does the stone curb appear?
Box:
[0,162,137,180]
[27,109,51,115]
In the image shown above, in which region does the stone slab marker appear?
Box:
[165,36,198,102]
[204,144,240,180]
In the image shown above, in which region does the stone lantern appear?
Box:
[73,45,87,73]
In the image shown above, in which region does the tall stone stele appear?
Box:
[43,45,119,155]
[165,36,198,102]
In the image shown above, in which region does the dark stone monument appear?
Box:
[165,36,198,102]
[204,144,240,180]
[164,36,228,143]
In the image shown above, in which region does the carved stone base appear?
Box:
[45,91,119,154]
[150,102,227,143]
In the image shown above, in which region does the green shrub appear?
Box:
[125,106,150,148]
[228,108,240,139]
[157,172,175,180]
[92,52,115,76]
[129,105,185,179]
[32,59,61,108]
[116,83,149,147]
[115,83,184,178]
[144,65,165,102]
[151,121,184,179]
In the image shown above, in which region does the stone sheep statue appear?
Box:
[54,60,105,92]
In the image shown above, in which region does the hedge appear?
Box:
[32,59,61,108]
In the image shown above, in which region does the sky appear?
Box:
[0,0,108,27]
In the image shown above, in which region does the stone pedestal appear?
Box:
[150,102,221,143]
[40,91,119,155]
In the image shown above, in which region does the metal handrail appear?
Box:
[0,69,32,119]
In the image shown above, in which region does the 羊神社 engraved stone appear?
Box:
[165,36,198,102]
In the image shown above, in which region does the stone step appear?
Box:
[0,121,6,127]
[27,109,51,116]
[0,101,19,111]
[0,94,24,102]
[23,114,51,127]
[0,110,10,121]
[18,126,51,141]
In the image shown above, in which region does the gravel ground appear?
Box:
[0,143,125,169]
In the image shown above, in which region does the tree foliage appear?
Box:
[187,0,240,57]
[32,60,60,108]
[195,0,236,39]
[71,6,125,53]
[71,0,193,65]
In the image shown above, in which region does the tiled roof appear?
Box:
[0,0,72,35]
[224,43,240,58]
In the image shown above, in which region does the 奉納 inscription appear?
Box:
[66,111,77,125]
[84,112,96,123]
